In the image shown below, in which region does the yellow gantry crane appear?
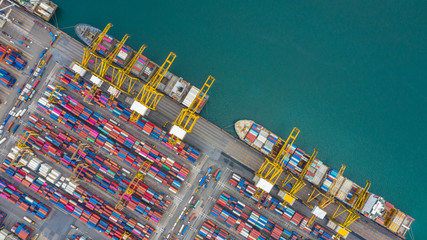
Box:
[169,76,215,140]
[120,232,131,240]
[115,160,152,210]
[48,85,66,104]
[84,34,130,103]
[69,143,90,183]
[253,127,300,199]
[108,44,147,99]
[305,164,346,226]
[17,131,39,149]
[278,148,318,207]
[70,162,89,183]
[329,181,371,239]
[10,148,32,167]
[129,52,176,122]
[81,23,113,67]
[97,34,130,77]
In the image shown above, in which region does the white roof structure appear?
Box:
[90,75,103,87]
[107,86,121,98]
[130,101,148,116]
[71,62,87,77]
[255,178,274,193]
[312,206,327,219]
[170,125,187,140]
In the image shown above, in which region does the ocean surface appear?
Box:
[54,0,426,237]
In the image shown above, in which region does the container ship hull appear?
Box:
[235,120,284,158]
[75,24,101,46]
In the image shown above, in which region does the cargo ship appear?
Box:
[75,24,101,46]
[235,120,285,158]
[235,120,414,238]
[74,23,208,113]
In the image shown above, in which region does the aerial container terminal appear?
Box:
[0,1,415,240]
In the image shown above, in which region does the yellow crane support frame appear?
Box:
[306,164,346,226]
[97,34,130,77]
[84,34,130,103]
[330,181,371,239]
[279,148,318,207]
[82,23,113,67]
[172,75,215,133]
[10,148,32,167]
[70,163,89,183]
[108,44,147,99]
[120,231,131,240]
[69,143,90,183]
[115,160,152,210]
[254,127,300,199]
[17,131,39,149]
[48,85,66,104]
[130,52,176,122]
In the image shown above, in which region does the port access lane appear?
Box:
[6,5,403,240]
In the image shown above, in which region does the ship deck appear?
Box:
[0,2,409,240]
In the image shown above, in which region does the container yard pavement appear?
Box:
[0,2,406,240]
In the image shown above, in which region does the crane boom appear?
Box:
[110,44,147,98]
[98,34,130,77]
[330,181,371,239]
[171,76,215,138]
[129,52,176,122]
[253,127,300,199]
[115,161,152,210]
[279,149,318,206]
[82,23,112,67]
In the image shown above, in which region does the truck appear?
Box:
[23,216,35,225]
[32,79,40,90]
[182,225,188,235]
[193,200,200,209]
[11,124,20,134]
[39,49,47,58]
[6,122,14,132]
[199,167,213,187]
[213,168,221,182]
[188,213,195,223]
[215,170,222,182]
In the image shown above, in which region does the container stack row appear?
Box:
[213,190,306,240]
[24,115,169,223]
[0,68,16,87]
[195,220,229,240]
[228,173,257,201]
[38,86,189,193]
[310,224,334,240]
[211,204,239,228]
[1,153,153,239]
[0,44,26,70]
[130,54,148,77]
[113,45,131,67]
[0,175,50,220]
[304,158,328,186]
[96,35,116,56]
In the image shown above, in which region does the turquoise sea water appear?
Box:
[54,0,426,237]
